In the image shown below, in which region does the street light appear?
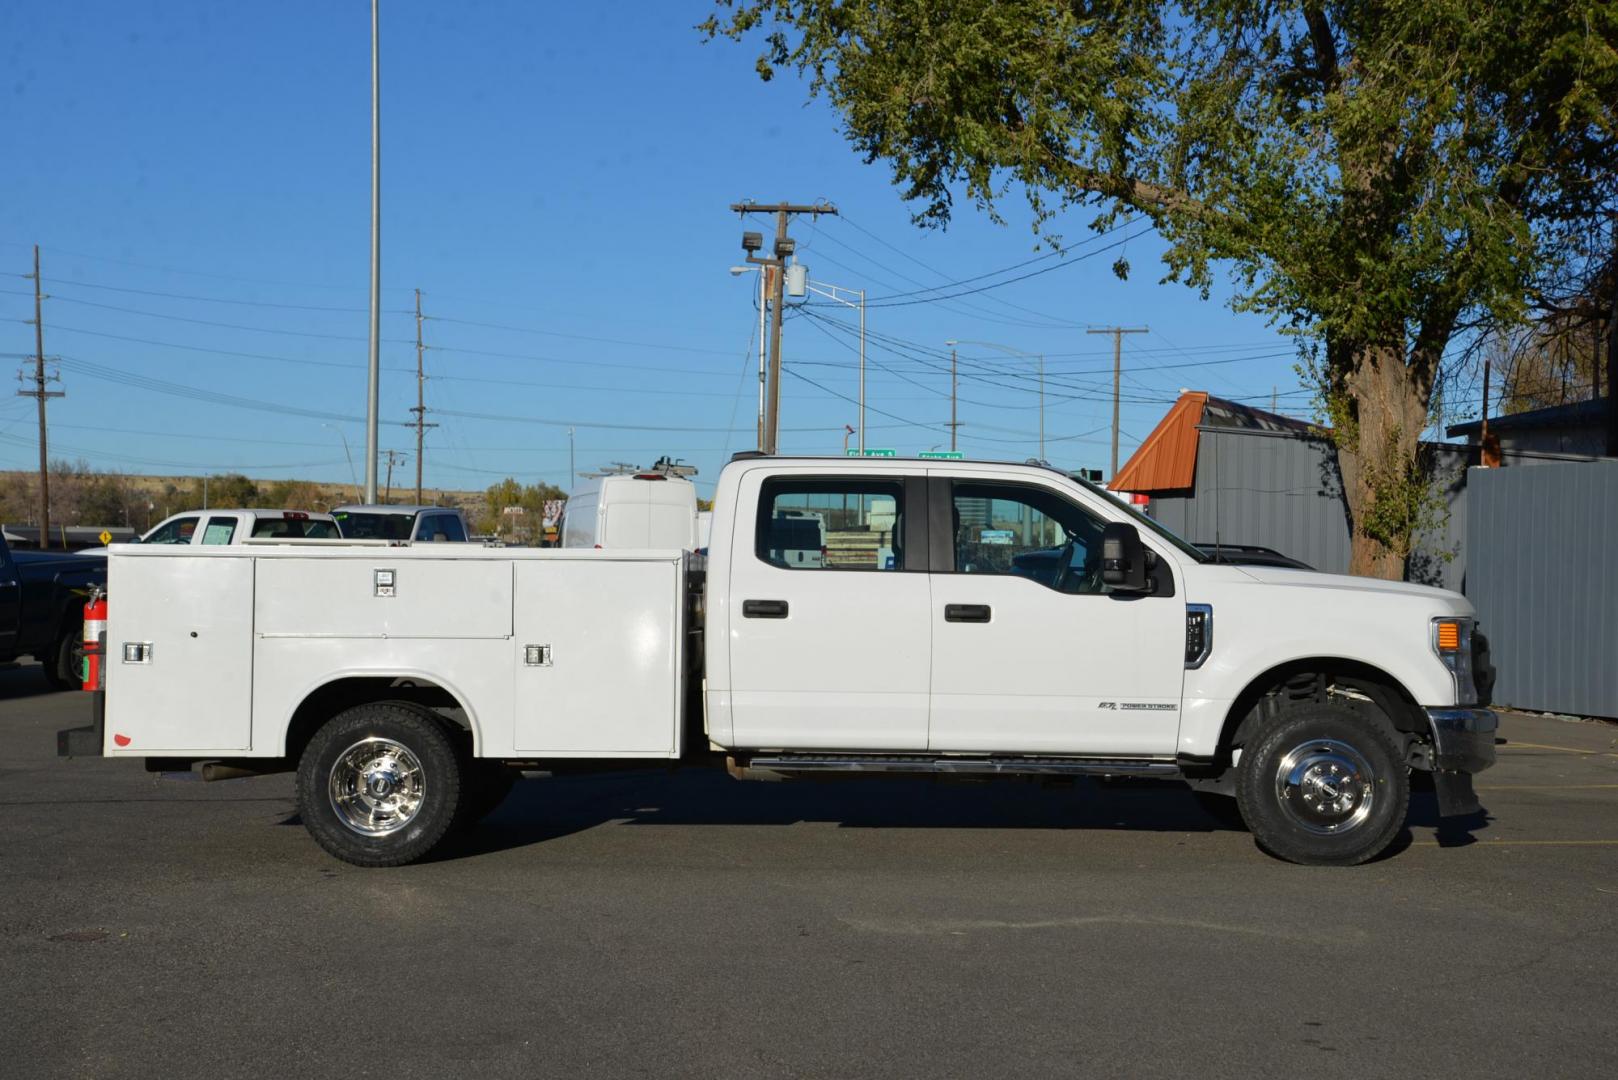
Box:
[322,423,361,502]
[729,265,769,450]
[945,339,1046,460]
[801,277,867,453]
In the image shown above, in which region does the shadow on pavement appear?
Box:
[433,769,1251,862]
[0,663,68,702]
[427,768,1496,864]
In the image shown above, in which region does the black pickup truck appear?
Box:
[0,533,107,689]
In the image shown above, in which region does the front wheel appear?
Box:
[1235,704,1408,866]
[296,702,463,867]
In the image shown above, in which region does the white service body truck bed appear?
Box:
[103,545,687,761]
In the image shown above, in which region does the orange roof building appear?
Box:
[1109,391,1320,495]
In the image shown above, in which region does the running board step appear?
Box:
[731,754,1178,781]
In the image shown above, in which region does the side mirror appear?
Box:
[1101,522,1148,592]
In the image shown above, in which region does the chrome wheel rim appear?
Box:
[327,737,427,836]
[1273,738,1376,836]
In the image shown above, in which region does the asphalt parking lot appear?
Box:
[3,664,1615,1079]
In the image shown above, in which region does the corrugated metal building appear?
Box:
[1112,392,1616,717]
[1467,460,1618,719]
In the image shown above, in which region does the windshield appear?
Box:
[332,512,414,541]
[250,518,339,540]
[1071,475,1209,563]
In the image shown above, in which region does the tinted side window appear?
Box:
[437,514,467,542]
[950,482,1109,594]
[145,516,200,545]
[757,479,903,571]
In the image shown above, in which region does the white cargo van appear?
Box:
[561,472,699,550]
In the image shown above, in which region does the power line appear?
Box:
[44,294,415,344]
[44,277,396,314]
[814,224,1149,308]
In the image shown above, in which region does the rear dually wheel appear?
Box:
[296,701,463,867]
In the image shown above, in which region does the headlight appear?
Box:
[1431,617,1477,705]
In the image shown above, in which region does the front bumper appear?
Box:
[1425,707,1498,774]
[1424,707,1497,817]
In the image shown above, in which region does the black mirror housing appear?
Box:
[1101,522,1148,591]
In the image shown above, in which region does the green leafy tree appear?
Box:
[480,478,568,541]
[703,0,1618,577]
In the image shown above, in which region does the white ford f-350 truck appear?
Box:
[58,455,1496,868]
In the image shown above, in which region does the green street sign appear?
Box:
[918,451,964,459]
[847,448,897,457]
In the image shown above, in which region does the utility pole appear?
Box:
[1088,326,1148,478]
[948,347,960,451]
[757,267,768,451]
[567,427,576,491]
[731,201,838,453]
[409,288,437,503]
[363,0,382,504]
[20,246,63,548]
[382,449,405,503]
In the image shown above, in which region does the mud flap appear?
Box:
[56,690,104,757]
[1433,769,1481,817]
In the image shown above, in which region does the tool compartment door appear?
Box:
[255,558,512,639]
[105,553,255,753]
[512,557,681,756]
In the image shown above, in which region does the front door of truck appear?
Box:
[727,472,931,750]
[927,477,1184,756]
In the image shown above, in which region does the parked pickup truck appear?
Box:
[59,455,1497,867]
[1,532,105,689]
[331,505,471,543]
[140,509,340,545]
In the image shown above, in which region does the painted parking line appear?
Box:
[1411,839,1618,847]
[1476,784,1618,791]
[1499,741,1618,758]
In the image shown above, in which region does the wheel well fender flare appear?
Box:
[280,671,482,763]
[1215,657,1426,764]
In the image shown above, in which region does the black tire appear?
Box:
[39,627,82,691]
[1235,703,1408,866]
[295,701,463,867]
[1192,789,1247,830]
[454,761,519,831]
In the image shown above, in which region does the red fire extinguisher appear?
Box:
[81,590,107,692]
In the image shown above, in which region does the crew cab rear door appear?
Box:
[726,470,931,750]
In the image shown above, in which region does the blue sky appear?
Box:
[0,1,1316,497]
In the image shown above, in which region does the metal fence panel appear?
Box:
[1467,460,1618,719]
[1148,428,1352,573]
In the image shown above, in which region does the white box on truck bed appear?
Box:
[104,545,685,761]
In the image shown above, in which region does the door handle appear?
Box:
[944,603,991,623]
[743,599,789,619]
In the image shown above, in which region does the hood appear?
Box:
[1234,564,1469,606]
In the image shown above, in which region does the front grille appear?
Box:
[1472,629,1495,706]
